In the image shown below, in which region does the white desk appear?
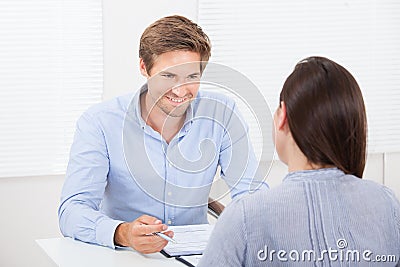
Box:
[36,237,185,267]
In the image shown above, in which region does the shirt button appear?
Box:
[168,162,172,168]
[167,220,172,225]
[167,191,172,196]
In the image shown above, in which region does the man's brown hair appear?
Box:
[280,56,367,178]
[139,15,211,74]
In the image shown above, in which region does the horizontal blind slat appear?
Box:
[0,0,103,178]
[199,0,400,154]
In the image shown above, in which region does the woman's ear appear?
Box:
[277,101,288,131]
[139,58,149,78]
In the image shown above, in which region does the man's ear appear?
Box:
[277,101,288,131]
[139,58,149,78]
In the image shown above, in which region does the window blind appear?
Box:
[198,0,400,155]
[0,0,103,177]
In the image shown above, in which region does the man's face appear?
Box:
[140,51,202,117]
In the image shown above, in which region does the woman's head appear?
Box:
[276,56,367,177]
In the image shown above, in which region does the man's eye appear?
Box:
[188,75,200,80]
[161,74,174,79]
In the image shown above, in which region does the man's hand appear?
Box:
[114,215,174,254]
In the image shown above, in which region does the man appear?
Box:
[58,15,268,254]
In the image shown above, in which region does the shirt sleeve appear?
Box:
[198,198,247,267]
[218,102,269,199]
[58,111,124,248]
[382,186,400,257]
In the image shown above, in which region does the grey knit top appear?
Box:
[198,168,400,266]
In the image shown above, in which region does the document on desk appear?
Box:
[161,224,214,257]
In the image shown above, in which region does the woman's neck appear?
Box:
[284,138,334,172]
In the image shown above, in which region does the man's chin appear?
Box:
[167,109,187,117]
[160,103,190,118]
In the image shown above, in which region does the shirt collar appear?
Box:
[132,84,148,129]
[283,167,346,182]
[179,100,194,136]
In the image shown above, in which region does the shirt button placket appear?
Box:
[165,144,174,226]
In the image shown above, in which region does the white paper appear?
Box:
[162,224,214,257]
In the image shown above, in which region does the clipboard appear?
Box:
[175,255,202,267]
[159,224,214,257]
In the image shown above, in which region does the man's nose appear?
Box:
[171,83,188,97]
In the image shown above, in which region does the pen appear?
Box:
[153,232,177,244]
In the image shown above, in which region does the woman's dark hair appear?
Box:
[280,56,367,177]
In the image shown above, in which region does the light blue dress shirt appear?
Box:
[198,168,400,266]
[58,85,268,248]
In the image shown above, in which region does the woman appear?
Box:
[198,56,400,266]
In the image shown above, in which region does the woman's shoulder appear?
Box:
[345,174,399,202]
[233,185,295,213]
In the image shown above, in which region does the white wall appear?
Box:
[0,175,63,267]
